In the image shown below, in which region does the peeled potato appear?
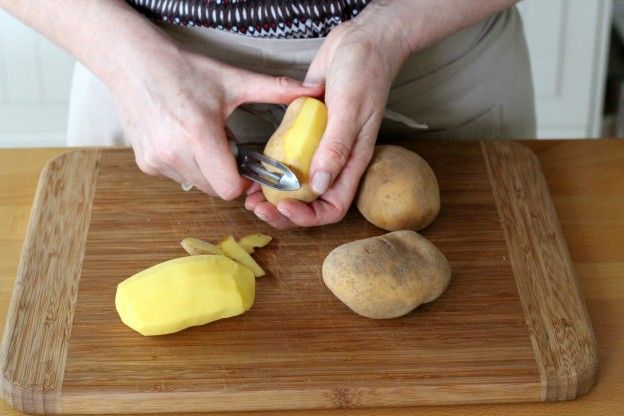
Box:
[261,97,327,205]
[322,230,451,319]
[357,145,440,231]
[115,255,255,336]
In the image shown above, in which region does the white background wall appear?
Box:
[0,0,614,147]
[0,9,74,147]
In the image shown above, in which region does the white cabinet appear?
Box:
[518,0,613,138]
[0,1,615,146]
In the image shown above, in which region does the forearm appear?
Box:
[355,0,518,58]
[0,0,175,86]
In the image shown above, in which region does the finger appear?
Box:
[314,133,375,217]
[240,177,254,192]
[224,126,253,193]
[229,70,324,107]
[194,127,246,201]
[246,182,261,195]
[144,138,219,196]
[244,190,266,211]
[279,133,375,227]
[172,158,217,196]
[254,202,297,230]
[308,94,361,195]
[304,39,329,86]
[275,199,321,227]
[133,153,159,176]
[157,165,187,185]
[131,137,162,176]
[136,147,187,183]
[277,195,352,227]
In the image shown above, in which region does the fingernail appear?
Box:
[311,171,331,194]
[303,79,322,88]
[277,204,291,217]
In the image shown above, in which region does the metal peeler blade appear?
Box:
[229,140,301,191]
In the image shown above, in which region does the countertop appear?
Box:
[0,140,622,416]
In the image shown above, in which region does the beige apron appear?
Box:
[66,6,535,146]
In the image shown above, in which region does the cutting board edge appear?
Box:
[58,382,542,414]
[481,141,599,401]
[0,150,102,414]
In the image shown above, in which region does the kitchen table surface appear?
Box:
[0,140,622,416]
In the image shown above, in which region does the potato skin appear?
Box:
[357,145,440,231]
[322,230,451,319]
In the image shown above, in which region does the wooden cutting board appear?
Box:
[0,141,597,414]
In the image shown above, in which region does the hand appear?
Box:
[245,18,410,228]
[111,44,323,200]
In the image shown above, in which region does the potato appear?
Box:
[357,145,440,231]
[322,230,451,319]
[262,97,327,205]
[116,255,255,336]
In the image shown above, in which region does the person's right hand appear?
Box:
[110,45,322,200]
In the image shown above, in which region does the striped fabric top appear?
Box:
[127,0,372,38]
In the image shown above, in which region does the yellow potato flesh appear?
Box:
[238,233,273,253]
[115,255,255,336]
[219,236,266,277]
[282,97,327,175]
[180,237,224,255]
[262,97,327,204]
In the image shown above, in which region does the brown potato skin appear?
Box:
[322,230,451,319]
[357,145,440,231]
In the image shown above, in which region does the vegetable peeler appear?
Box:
[228,140,300,191]
[181,140,300,192]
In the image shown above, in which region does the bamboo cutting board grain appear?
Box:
[0,141,597,414]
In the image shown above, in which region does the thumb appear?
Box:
[304,43,328,87]
[305,40,349,195]
[308,101,359,195]
[232,69,323,105]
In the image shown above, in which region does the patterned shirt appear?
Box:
[127,0,372,39]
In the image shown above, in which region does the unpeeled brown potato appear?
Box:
[357,145,440,231]
[322,230,451,319]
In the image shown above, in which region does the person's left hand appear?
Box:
[245,18,410,229]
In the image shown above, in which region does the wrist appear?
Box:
[98,28,182,89]
[350,2,412,71]
[365,0,520,54]
[63,2,184,90]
